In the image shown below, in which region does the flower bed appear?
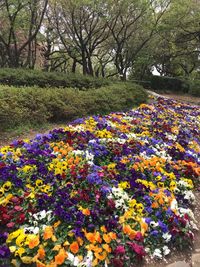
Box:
[0,96,199,267]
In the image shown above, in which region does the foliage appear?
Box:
[150,75,190,93]
[0,68,110,89]
[0,82,147,130]
[188,80,200,97]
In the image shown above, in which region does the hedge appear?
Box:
[150,75,190,93]
[188,80,200,97]
[0,68,110,89]
[0,82,147,130]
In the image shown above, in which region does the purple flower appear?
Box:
[0,245,10,258]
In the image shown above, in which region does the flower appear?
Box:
[114,245,125,255]
[29,235,40,249]
[55,248,67,265]
[70,241,79,254]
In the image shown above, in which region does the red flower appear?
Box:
[107,199,115,209]
[111,258,124,267]
[127,242,146,258]
[135,232,143,242]
[114,245,126,255]
[16,213,25,223]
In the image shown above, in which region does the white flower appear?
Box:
[163,246,170,256]
[150,221,159,228]
[162,232,172,243]
[183,191,195,203]
[24,226,39,234]
[68,252,81,266]
[170,199,178,211]
[153,248,162,259]
[78,251,93,267]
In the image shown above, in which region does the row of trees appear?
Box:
[0,0,200,79]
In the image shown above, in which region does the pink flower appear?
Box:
[111,258,124,267]
[14,206,23,211]
[114,245,126,255]
[127,242,146,257]
[135,232,143,242]
[7,222,15,228]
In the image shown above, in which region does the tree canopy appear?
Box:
[0,0,199,79]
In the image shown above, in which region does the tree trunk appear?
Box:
[72,59,77,73]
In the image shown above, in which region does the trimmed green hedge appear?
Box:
[188,80,200,97]
[150,75,190,93]
[150,75,200,96]
[0,68,110,89]
[0,82,147,130]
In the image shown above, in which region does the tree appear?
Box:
[152,0,200,77]
[51,0,110,76]
[0,0,48,68]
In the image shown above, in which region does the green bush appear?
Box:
[0,68,110,89]
[0,82,147,130]
[130,80,151,89]
[150,75,190,93]
[188,80,200,97]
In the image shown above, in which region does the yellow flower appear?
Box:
[118,181,130,190]
[22,165,35,173]
[169,181,176,191]
[36,179,43,187]
[0,188,4,197]
[14,247,25,257]
[9,246,16,253]
[7,229,24,243]
[16,232,26,247]
[21,256,33,264]
[107,163,116,170]
[129,199,136,208]
[2,181,12,191]
[135,203,144,214]
[157,182,164,188]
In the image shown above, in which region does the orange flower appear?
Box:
[94,251,107,261]
[70,241,79,254]
[108,232,116,240]
[92,258,98,267]
[55,248,67,265]
[140,221,148,236]
[36,261,46,267]
[77,237,83,246]
[37,247,45,260]
[53,221,61,228]
[100,226,107,233]
[129,230,137,240]
[52,245,62,251]
[82,208,90,216]
[103,234,111,244]
[151,202,159,209]
[95,232,102,243]
[43,226,53,240]
[123,225,132,235]
[85,232,96,244]
[29,236,40,249]
[102,244,111,253]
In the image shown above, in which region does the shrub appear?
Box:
[188,80,200,97]
[0,68,110,89]
[0,82,147,130]
[130,80,151,89]
[150,75,190,93]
